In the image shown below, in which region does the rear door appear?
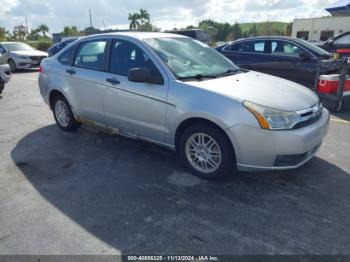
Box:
[59,39,109,123]
[220,40,271,72]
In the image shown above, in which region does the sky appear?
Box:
[0,0,338,33]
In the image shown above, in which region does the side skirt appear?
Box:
[75,116,176,151]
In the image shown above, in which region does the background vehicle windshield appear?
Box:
[3,43,35,52]
[145,37,239,78]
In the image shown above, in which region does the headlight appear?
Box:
[243,101,300,130]
[13,54,29,60]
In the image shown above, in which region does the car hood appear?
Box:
[186,71,319,111]
[11,50,48,57]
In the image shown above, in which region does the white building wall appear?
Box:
[292,16,350,41]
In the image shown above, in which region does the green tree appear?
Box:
[199,20,218,42]
[62,26,80,36]
[128,13,141,30]
[230,22,242,40]
[284,23,292,36]
[248,24,258,37]
[0,27,6,41]
[37,24,49,38]
[12,25,28,40]
[28,29,40,41]
[83,26,101,35]
[139,9,150,25]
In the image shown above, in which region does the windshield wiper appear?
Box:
[177,74,217,81]
[216,69,241,77]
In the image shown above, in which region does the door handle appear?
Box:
[66,69,76,75]
[106,77,120,85]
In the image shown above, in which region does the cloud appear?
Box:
[0,0,334,33]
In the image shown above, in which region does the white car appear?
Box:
[0,42,48,72]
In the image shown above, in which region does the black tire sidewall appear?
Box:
[52,95,80,132]
[8,60,16,73]
[179,124,235,180]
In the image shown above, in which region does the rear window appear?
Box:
[58,45,76,65]
[74,40,107,71]
[228,41,265,53]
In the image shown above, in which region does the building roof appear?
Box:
[326,0,350,16]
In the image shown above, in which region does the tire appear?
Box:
[179,124,235,180]
[8,59,16,73]
[52,94,81,132]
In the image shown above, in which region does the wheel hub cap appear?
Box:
[54,100,70,127]
[185,133,222,174]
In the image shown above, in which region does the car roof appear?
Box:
[0,42,26,44]
[233,36,302,43]
[80,32,186,41]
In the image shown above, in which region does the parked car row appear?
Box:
[38,32,329,180]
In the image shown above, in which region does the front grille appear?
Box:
[294,102,323,129]
[29,56,46,61]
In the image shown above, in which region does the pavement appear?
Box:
[1,72,350,255]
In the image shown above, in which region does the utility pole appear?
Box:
[89,9,93,34]
[25,17,29,34]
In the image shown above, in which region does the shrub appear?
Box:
[36,40,53,51]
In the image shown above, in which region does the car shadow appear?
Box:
[10,125,350,254]
[13,69,39,74]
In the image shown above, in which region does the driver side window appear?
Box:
[109,39,162,78]
[271,41,301,57]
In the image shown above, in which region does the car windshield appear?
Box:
[297,39,331,57]
[144,37,239,79]
[3,43,35,52]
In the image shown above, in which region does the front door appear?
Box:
[103,38,168,143]
[266,40,317,87]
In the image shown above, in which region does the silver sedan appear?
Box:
[38,32,329,179]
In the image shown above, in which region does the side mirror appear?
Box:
[299,51,312,60]
[128,67,164,85]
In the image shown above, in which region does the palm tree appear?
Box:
[139,9,150,25]
[128,13,140,30]
[37,24,49,38]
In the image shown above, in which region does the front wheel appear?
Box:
[52,95,81,132]
[8,59,16,73]
[179,124,235,180]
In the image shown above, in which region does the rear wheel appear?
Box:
[8,59,16,73]
[52,94,81,132]
[179,124,235,180]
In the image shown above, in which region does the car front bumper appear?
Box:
[228,108,330,172]
[0,64,11,84]
[15,57,45,69]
